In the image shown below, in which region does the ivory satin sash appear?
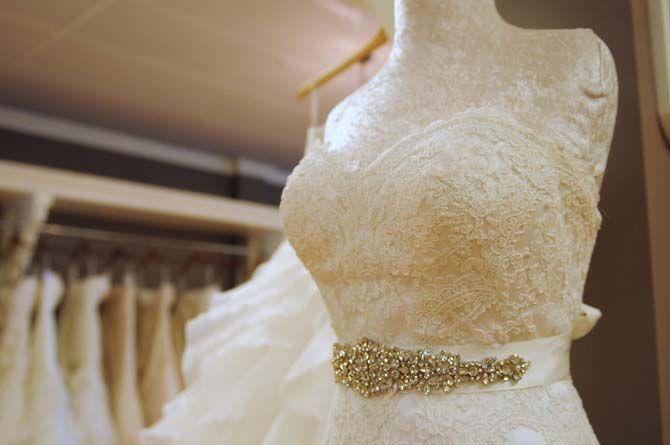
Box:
[437,303,602,395]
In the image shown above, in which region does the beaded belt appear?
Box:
[332,335,573,398]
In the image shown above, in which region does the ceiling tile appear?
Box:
[74,0,305,99]
[0,0,104,28]
[6,33,312,161]
[0,0,384,165]
[146,0,377,68]
[0,13,54,63]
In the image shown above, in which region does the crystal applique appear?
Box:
[332,337,531,398]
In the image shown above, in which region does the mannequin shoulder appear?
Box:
[588,30,618,96]
[561,29,617,91]
[539,28,618,101]
[566,29,618,187]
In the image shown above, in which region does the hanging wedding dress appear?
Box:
[140,127,335,445]
[171,284,216,386]
[24,270,82,445]
[0,277,37,444]
[0,194,51,295]
[102,272,144,445]
[280,1,618,443]
[59,274,118,445]
[0,194,51,335]
[137,282,180,426]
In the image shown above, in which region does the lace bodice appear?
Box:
[280,0,618,352]
[282,104,613,349]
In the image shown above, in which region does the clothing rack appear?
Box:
[0,160,284,276]
[0,160,282,235]
[31,222,249,257]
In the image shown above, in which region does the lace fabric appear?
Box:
[281,108,603,348]
[282,106,608,444]
[280,41,617,440]
[325,382,598,445]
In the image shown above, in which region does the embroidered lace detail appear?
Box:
[281,108,602,348]
[279,28,617,445]
[324,382,598,444]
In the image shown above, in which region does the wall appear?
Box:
[499,0,662,443]
[631,0,670,443]
[0,127,284,204]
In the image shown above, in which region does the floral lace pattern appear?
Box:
[324,382,598,445]
[282,110,601,348]
[279,26,617,445]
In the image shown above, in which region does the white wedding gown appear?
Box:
[0,277,37,444]
[140,129,336,445]
[150,21,617,438]
[137,283,180,427]
[102,273,144,445]
[59,274,118,445]
[25,271,82,445]
[171,285,216,387]
[281,106,616,443]
[278,0,619,440]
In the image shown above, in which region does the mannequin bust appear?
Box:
[329,0,617,187]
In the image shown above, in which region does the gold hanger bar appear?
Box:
[296,27,388,99]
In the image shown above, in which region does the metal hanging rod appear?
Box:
[29,223,248,257]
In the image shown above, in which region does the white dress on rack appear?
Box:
[171,285,216,387]
[0,277,37,445]
[24,270,82,445]
[140,127,336,445]
[137,283,180,427]
[59,274,118,445]
[102,273,144,445]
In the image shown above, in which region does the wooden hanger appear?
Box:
[138,249,166,287]
[296,27,388,99]
[105,246,133,283]
[67,240,90,280]
[177,252,202,290]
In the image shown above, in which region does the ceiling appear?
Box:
[0,0,388,167]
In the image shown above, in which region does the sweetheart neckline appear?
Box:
[299,106,597,181]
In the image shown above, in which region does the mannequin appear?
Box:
[328,0,616,187]
[347,0,395,36]
[280,0,617,443]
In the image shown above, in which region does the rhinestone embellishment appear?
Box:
[332,337,531,398]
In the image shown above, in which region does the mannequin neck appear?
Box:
[394,0,507,45]
[364,0,395,37]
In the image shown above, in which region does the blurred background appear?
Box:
[0,1,668,444]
